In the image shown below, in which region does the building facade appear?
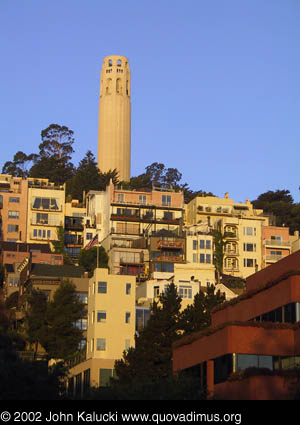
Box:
[173,250,300,400]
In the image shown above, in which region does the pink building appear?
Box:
[262,226,291,268]
[0,175,28,243]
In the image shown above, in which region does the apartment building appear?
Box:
[173,250,300,400]
[26,178,65,245]
[262,225,292,268]
[69,268,136,394]
[64,200,86,261]
[186,193,269,278]
[0,174,28,242]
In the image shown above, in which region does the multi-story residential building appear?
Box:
[69,268,136,394]
[0,174,28,243]
[186,193,269,278]
[262,225,292,268]
[173,250,300,400]
[64,200,86,261]
[26,178,65,245]
[85,182,185,280]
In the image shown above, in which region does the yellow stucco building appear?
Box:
[186,193,269,278]
[69,268,136,393]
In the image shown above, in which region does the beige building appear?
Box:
[0,174,28,242]
[69,268,136,392]
[97,55,131,181]
[26,178,65,245]
[186,193,269,278]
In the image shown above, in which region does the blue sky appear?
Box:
[0,0,299,203]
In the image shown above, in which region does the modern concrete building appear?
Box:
[97,55,131,181]
[173,250,300,400]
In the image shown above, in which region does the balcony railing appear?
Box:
[264,239,291,248]
[265,255,283,262]
[157,239,184,250]
[224,248,239,255]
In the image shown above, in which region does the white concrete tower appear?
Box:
[97,55,131,182]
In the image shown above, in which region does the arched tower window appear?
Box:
[117,59,122,66]
[116,78,122,94]
[108,59,112,67]
[106,78,112,95]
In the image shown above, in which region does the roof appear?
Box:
[30,264,85,278]
[0,241,52,254]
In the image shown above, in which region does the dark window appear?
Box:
[284,303,296,323]
[214,354,233,384]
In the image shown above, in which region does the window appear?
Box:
[206,254,211,264]
[179,286,192,299]
[199,240,205,249]
[86,233,93,240]
[271,235,282,241]
[8,224,18,233]
[243,243,256,252]
[206,240,211,250]
[97,311,106,323]
[117,193,124,202]
[126,283,131,295]
[8,211,19,219]
[163,211,173,220]
[32,197,59,210]
[139,195,146,204]
[99,368,116,387]
[200,254,205,263]
[154,286,160,297]
[193,240,197,250]
[162,195,171,206]
[243,227,256,236]
[77,292,88,304]
[96,338,106,351]
[244,258,256,267]
[98,281,107,294]
[125,312,131,324]
[9,197,20,203]
[270,250,282,256]
[74,318,87,330]
[192,253,197,263]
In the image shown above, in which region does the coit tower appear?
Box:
[97,55,131,182]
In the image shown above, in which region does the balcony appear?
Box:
[31,218,61,227]
[65,236,83,246]
[265,254,283,263]
[224,248,239,256]
[157,239,184,250]
[154,255,184,263]
[65,218,84,231]
[264,239,291,248]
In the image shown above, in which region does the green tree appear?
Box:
[25,289,48,359]
[2,151,38,177]
[67,151,102,201]
[179,285,225,335]
[52,226,73,265]
[42,280,85,360]
[115,283,182,383]
[78,246,108,277]
[0,330,66,400]
[29,124,75,185]
[212,228,233,283]
[252,189,300,234]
